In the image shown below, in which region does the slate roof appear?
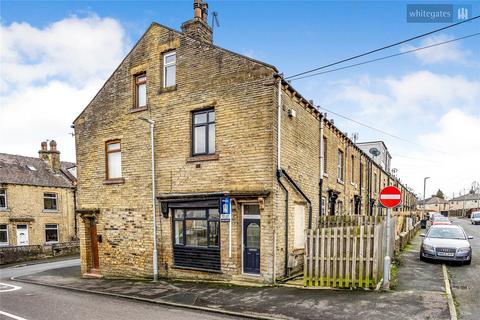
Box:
[422,196,448,205]
[451,193,480,201]
[0,153,76,188]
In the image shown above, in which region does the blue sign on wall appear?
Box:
[220,197,231,222]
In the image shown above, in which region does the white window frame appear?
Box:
[337,150,344,182]
[43,192,58,212]
[45,224,59,243]
[293,205,305,249]
[0,224,9,246]
[163,51,176,88]
[0,189,7,210]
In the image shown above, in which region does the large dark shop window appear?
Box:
[172,206,221,271]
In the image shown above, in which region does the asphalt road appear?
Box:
[0,260,237,320]
[447,217,480,320]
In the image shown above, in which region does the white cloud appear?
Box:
[393,109,480,198]
[0,15,129,161]
[400,34,472,65]
[323,71,480,196]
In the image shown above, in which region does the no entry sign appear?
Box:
[379,186,402,208]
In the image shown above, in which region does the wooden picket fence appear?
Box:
[304,217,395,289]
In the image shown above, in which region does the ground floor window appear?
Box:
[173,208,219,247]
[172,205,221,271]
[45,224,59,243]
[0,224,8,245]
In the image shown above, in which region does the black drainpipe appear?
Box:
[281,169,313,229]
[277,170,289,277]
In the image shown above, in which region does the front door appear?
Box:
[89,219,100,271]
[243,218,260,274]
[16,224,29,245]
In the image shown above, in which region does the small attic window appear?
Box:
[27,165,37,171]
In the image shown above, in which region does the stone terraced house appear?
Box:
[73,0,417,283]
[0,141,77,247]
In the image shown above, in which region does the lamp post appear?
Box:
[139,116,158,281]
[423,177,430,218]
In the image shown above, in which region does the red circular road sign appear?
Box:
[379,186,402,208]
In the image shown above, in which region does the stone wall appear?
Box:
[0,241,79,265]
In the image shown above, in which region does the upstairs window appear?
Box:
[106,140,122,180]
[337,150,344,182]
[135,73,147,108]
[163,51,176,87]
[192,109,215,156]
[0,189,6,209]
[351,155,355,183]
[45,224,59,243]
[44,193,58,211]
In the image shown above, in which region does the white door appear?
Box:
[16,224,29,245]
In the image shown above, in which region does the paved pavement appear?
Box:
[5,237,452,320]
[447,217,480,320]
[0,260,239,320]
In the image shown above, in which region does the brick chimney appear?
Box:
[39,140,61,172]
[181,0,213,44]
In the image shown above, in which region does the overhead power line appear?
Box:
[289,32,480,81]
[318,106,449,155]
[285,15,480,80]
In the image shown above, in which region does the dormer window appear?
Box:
[135,73,147,109]
[163,51,176,87]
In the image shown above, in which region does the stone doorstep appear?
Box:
[82,269,104,279]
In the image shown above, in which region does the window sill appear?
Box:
[43,210,59,213]
[323,173,329,178]
[45,241,59,245]
[129,106,148,113]
[158,85,177,94]
[187,154,219,163]
[337,179,344,185]
[0,208,10,212]
[103,178,125,185]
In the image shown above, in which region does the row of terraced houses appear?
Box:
[73,1,417,283]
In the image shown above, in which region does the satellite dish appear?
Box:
[369,147,380,157]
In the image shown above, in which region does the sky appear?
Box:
[1,0,479,199]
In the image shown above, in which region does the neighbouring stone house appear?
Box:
[420,196,449,212]
[73,0,417,282]
[0,141,77,247]
[449,192,480,211]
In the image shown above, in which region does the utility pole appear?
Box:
[423,177,430,218]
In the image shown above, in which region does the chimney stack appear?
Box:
[181,0,213,44]
[39,140,61,172]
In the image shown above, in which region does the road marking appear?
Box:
[0,311,28,320]
[442,264,458,320]
[0,283,22,293]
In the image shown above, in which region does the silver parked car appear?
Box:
[471,211,480,225]
[420,224,473,265]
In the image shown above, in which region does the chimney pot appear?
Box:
[41,141,47,151]
[194,0,202,19]
[49,140,57,151]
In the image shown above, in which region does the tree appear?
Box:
[433,189,445,199]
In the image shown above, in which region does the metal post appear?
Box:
[150,121,158,282]
[423,177,430,219]
[139,117,158,282]
[383,207,392,289]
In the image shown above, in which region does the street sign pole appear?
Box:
[383,207,391,289]
[379,185,402,290]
